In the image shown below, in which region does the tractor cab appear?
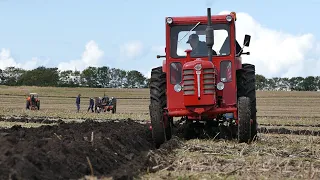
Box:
[150,8,257,148]
[29,93,39,99]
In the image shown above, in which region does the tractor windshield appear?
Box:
[170,23,231,58]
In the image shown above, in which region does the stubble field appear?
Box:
[0,85,320,180]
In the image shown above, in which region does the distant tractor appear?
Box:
[149,8,257,148]
[104,97,117,114]
[26,93,40,110]
[95,96,117,114]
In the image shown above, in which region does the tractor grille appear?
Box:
[183,68,215,95]
[183,69,195,95]
[203,68,215,94]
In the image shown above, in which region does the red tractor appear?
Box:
[26,93,40,110]
[149,8,257,148]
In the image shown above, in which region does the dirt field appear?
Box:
[0,85,320,179]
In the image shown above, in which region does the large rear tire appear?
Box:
[26,100,30,110]
[236,63,257,141]
[149,66,171,148]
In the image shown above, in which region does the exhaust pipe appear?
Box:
[205,8,214,62]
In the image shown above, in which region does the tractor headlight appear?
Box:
[166,17,173,24]
[226,15,232,22]
[174,84,182,92]
[217,82,224,90]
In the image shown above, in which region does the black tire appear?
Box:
[149,66,171,148]
[26,101,30,110]
[165,116,173,140]
[236,63,257,140]
[37,101,40,110]
[237,96,252,143]
[183,120,196,140]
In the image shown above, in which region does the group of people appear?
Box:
[75,94,113,113]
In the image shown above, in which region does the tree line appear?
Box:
[0,66,149,88]
[255,75,320,91]
[0,66,319,91]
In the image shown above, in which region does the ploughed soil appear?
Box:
[1,116,319,180]
[0,118,177,180]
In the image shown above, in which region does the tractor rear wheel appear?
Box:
[236,63,257,141]
[149,66,171,148]
[237,96,252,143]
[26,101,30,110]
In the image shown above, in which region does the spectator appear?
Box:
[87,98,94,112]
[76,94,81,112]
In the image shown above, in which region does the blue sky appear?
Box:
[0,0,319,78]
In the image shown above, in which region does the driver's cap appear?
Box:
[186,34,199,43]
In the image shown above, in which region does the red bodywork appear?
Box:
[162,14,242,120]
[103,105,114,111]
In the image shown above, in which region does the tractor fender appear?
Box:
[162,60,166,73]
[235,57,242,70]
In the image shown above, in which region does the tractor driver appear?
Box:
[31,95,36,105]
[186,34,217,57]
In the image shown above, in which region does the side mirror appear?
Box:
[243,34,251,47]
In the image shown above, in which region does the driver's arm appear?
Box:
[200,42,216,55]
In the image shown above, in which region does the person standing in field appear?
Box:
[76,94,81,112]
[87,97,94,112]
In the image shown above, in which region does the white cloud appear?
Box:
[218,10,319,78]
[144,70,151,79]
[0,48,19,69]
[57,40,104,71]
[119,41,144,60]
[0,48,48,70]
[151,45,165,55]
[22,57,50,70]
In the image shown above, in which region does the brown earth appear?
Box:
[0,116,64,124]
[0,118,181,180]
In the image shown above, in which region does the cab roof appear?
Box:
[167,14,235,24]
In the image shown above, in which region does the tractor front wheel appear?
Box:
[149,66,171,148]
[165,116,173,140]
[237,96,252,143]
